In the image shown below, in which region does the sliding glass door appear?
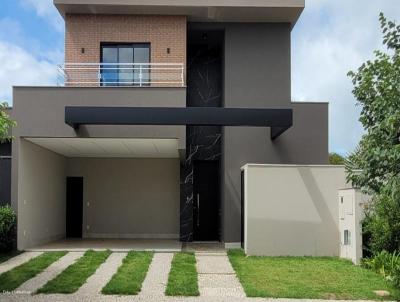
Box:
[101,43,150,86]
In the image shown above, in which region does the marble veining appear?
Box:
[180,41,222,241]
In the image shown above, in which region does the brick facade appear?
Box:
[65,14,186,86]
[66,14,186,64]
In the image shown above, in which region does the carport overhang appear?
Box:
[65,107,293,140]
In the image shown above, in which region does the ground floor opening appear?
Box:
[16,138,181,250]
[15,137,225,250]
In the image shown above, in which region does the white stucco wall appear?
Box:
[67,158,180,239]
[18,139,67,250]
[242,164,350,256]
[339,188,367,264]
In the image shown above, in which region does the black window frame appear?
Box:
[100,43,151,86]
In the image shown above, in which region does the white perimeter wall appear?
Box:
[67,158,180,239]
[18,139,67,250]
[243,164,350,256]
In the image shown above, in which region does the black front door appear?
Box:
[193,161,220,241]
[66,177,83,238]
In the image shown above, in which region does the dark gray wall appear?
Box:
[220,23,328,243]
[185,23,328,243]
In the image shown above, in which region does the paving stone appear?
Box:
[196,254,235,274]
[0,252,43,275]
[198,274,242,288]
[77,252,127,295]
[195,252,245,298]
[200,287,246,298]
[140,252,173,297]
[17,252,84,294]
[374,290,391,297]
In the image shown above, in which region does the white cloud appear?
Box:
[20,0,63,32]
[292,0,400,155]
[0,40,58,103]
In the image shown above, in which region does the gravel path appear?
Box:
[0,252,43,275]
[77,252,127,296]
[17,252,84,294]
[196,251,245,298]
[140,252,173,297]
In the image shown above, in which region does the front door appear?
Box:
[193,161,220,241]
[66,177,83,238]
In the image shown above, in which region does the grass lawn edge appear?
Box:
[228,249,399,301]
[165,252,199,296]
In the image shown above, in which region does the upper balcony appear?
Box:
[57,63,185,87]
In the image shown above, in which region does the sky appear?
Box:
[0,0,399,155]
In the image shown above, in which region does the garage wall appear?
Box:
[67,158,180,238]
[242,164,350,256]
[18,139,66,250]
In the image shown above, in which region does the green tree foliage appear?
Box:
[346,14,400,254]
[329,153,345,165]
[346,14,400,193]
[0,102,16,143]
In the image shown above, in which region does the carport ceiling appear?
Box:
[25,138,179,158]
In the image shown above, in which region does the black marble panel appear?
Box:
[180,34,223,241]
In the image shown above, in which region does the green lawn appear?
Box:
[0,250,22,264]
[102,251,153,295]
[228,249,400,300]
[165,252,199,296]
[37,250,111,294]
[0,251,67,292]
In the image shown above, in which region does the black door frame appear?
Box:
[66,177,83,238]
[193,160,221,241]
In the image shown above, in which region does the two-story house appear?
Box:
[4,0,330,251]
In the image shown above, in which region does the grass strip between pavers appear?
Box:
[0,251,67,292]
[102,251,153,295]
[228,249,400,300]
[37,250,111,294]
[165,252,199,296]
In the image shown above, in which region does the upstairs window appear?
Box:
[101,43,150,86]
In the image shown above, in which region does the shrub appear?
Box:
[363,251,400,288]
[0,206,17,252]
[362,177,400,254]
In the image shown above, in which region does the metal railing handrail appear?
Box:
[61,62,184,66]
[57,62,185,87]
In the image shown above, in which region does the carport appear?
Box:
[16,137,180,250]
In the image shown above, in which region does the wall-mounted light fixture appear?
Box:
[167,48,171,54]
[81,48,85,54]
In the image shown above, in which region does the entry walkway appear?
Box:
[196,251,246,298]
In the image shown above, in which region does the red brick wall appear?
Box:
[65,14,187,64]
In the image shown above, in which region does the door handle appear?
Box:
[197,194,200,227]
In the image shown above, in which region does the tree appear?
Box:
[346,14,400,253]
[0,102,15,142]
[346,13,400,193]
[329,152,345,165]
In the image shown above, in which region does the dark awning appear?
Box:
[65,106,292,139]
